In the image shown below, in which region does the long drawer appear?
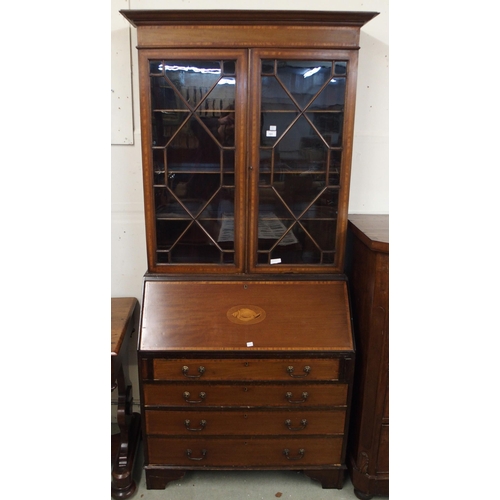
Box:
[145,409,346,436]
[152,358,341,381]
[147,437,344,466]
[143,383,348,407]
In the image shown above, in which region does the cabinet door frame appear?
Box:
[137,48,249,274]
[247,49,359,274]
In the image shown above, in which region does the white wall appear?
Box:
[111,0,389,300]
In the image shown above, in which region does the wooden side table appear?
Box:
[345,215,389,499]
[111,297,141,499]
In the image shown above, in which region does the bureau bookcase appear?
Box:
[120,9,378,490]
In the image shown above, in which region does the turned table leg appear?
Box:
[111,363,141,499]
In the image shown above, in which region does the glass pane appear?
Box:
[208,78,236,111]
[301,218,337,252]
[257,58,347,267]
[149,59,238,266]
[306,111,343,147]
[258,212,299,249]
[150,60,164,75]
[156,219,190,250]
[162,60,222,107]
[302,190,338,219]
[222,150,235,174]
[260,111,299,147]
[261,76,296,111]
[261,60,275,75]
[334,61,347,75]
[328,151,342,186]
[258,186,290,220]
[309,77,346,109]
[165,116,218,166]
[150,76,188,111]
[277,61,333,108]
[153,149,166,185]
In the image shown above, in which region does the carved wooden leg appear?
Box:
[111,364,141,500]
[303,469,345,489]
[145,469,186,489]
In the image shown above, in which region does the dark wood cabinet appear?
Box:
[119,9,378,491]
[345,215,389,499]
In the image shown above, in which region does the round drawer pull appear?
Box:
[285,391,308,404]
[182,365,205,378]
[286,365,311,378]
[184,419,207,431]
[285,418,308,431]
[283,448,305,460]
[183,391,206,404]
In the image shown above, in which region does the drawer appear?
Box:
[143,383,348,408]
[145,409,346,436]
[147,436,343,466]
[152,358,341,382]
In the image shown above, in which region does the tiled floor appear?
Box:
[117,441,388,500]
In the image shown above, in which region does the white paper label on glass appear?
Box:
[266,125,277,137]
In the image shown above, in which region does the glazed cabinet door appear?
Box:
[137,48,359,275]
[138,49,248,273]
[248,50,359,274]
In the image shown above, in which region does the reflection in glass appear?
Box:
[257,58,347,265]
[150,59,237,265]
[277,61,333,108]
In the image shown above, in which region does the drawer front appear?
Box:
[147,437,343,466]
[143,383,348,408]
[145,409,346,436]
[153,358,341,382]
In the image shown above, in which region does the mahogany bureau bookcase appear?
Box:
[120,9,379,491]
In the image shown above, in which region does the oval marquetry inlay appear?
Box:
[227,305,266,325]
